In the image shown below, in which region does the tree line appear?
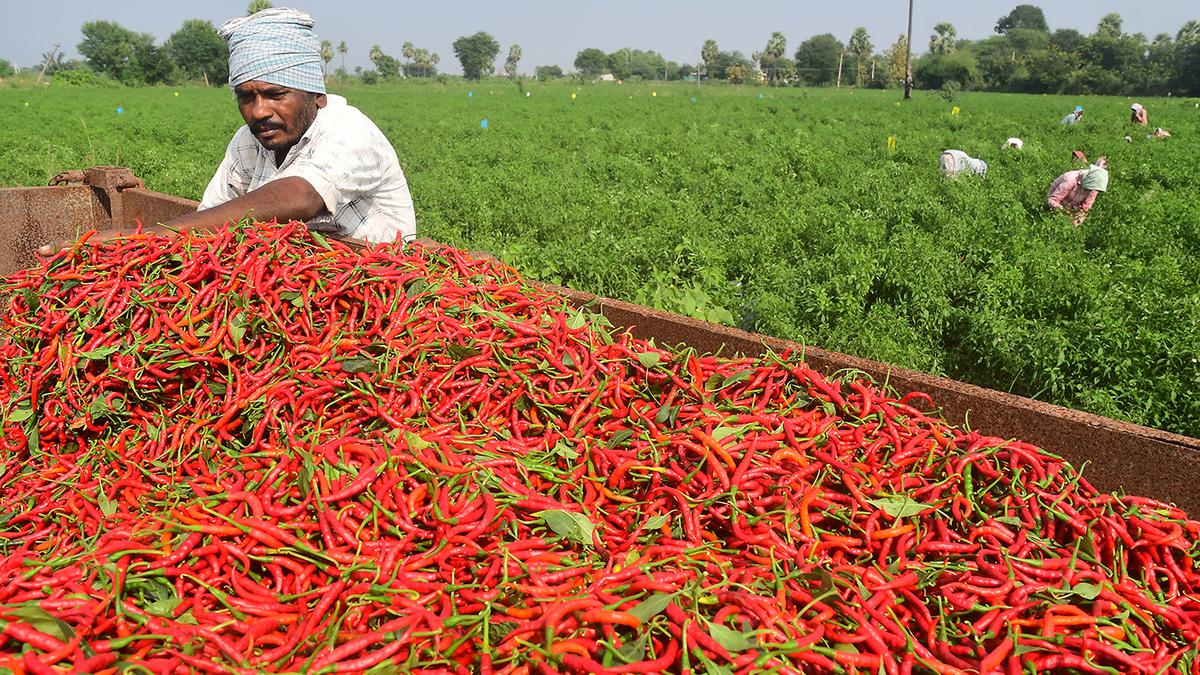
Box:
[7,2,1198,96]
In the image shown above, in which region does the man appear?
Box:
[1003,138,1023,150]
[938,150,987,179]
[1060,106,1084,125]
[1047,158,1108,227]
[41,8,414,255]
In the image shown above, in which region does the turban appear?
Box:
[219,8,326,94]
[1082,165,1109,192]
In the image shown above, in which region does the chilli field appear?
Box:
[1,81,1198,438]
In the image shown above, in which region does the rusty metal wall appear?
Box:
[0,186,107,278]
[2,179,1197,512]
[119,190,202,231]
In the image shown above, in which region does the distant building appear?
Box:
[598,73,616,82]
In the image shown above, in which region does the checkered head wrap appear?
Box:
[219,8,326,94]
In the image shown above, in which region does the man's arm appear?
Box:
[39,177,326,255]
[163,177,325,232]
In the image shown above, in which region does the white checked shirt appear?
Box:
[198,95,416,243]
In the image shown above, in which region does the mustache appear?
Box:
[251,120,285,134]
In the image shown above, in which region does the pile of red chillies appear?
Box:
[0,220,1197,674]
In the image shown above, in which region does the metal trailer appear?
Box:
[3,167,1198,513]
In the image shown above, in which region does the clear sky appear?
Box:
[1,1,1195,76]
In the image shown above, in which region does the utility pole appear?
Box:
[903,0,914,99]
[836,51,844,89]
[36,43,60,86]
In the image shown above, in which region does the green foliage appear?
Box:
[0,59,14,78]
[452,32,500,80]
[536,65,564,80]
[166,20,228,85]
[996,4,1048,34]
[51,69,118,87]
[78,20,177,85]
[1,83,1198,440]
[246,0,272,15]
[574,49,608,78]
[793,34,842,86]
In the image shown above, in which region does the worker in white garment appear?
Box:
[939,150,988,179]
[40,7,415,256]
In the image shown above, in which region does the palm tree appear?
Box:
[701,39,718,81]
[338,41,348,72]
[848,27,873,86]
[1176,20,1200,46]
[763,31,786,85]
[929,22,957,55]
[320,40,334,76]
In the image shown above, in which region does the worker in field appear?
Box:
[1046,158,1108,226]
[938,150,988,179]
[41,8,415,256]
[1130,103,1148,126]
[1060,106,1084,125]
[1003,138,1024,150]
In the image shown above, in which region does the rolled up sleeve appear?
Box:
[274,135,384,224]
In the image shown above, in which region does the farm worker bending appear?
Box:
[1047,159,1108,226]
[1003,138,1024,150]
[40,8,415,256]
[1060,106,1084,125]
[1130,103,1148,126]
[939,150,988,179]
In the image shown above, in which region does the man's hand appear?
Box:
[38,226,169,258]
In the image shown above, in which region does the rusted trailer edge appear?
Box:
[539,283,1200,513]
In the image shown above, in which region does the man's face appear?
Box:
[234,81,326,152]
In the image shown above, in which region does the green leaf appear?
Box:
[1070,582,1102,600]
[310,231,332,250]
[98,492,117,517]
[994,516,1022,527]
[615,632,648,664]
[7,606,74,643]
[445,343,482,361]
[707,622,753,652]
[641,515,669,531]
[340,356,379,373]
[22,287,40,313]
[552,441,579,461]
[628,593,672,624]
[867,495,934,519]
[636,352,661,369]
[79,345,119,360]
[6,405,33,424]
[144,597,182,618]
[535,509,597,547]
[704,373,725,391]
[229,312,249,344]
[405,279,432,297]
[606,429,635,448]
[566,310,587,330]
[711,424,754,442]
[404,431,433,451]
[721,370,753,388]
[655,405,679,425]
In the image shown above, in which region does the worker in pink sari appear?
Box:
[1047,158,1108,226]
